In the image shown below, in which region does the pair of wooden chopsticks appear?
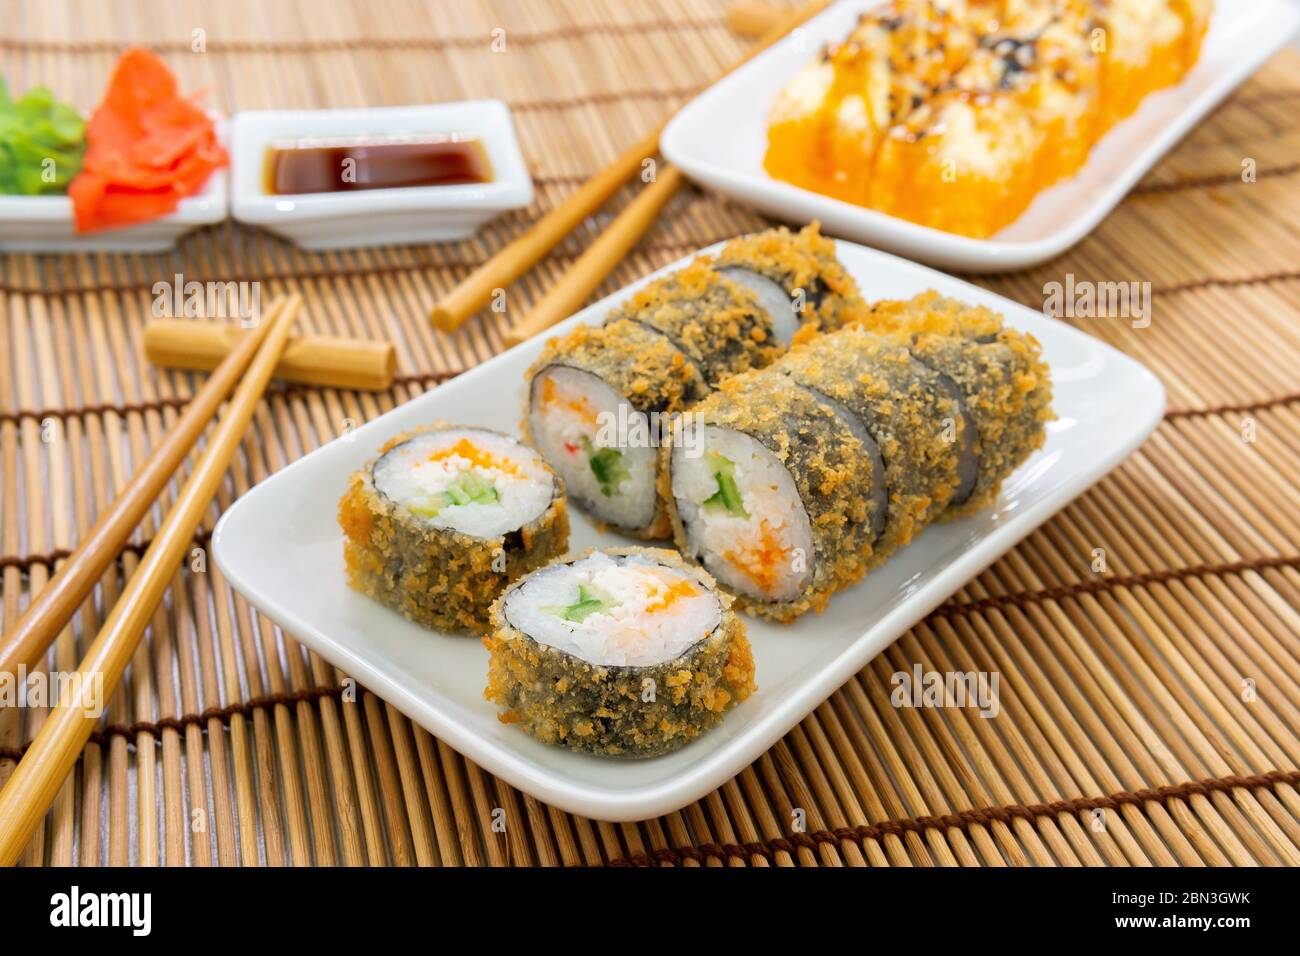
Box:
[433,0,830,346]
[0,294,302,866]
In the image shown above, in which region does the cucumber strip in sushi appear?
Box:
[772,326,967,563]
[526,319,705,539]
[665,370,882,622]
[714,222,864,343]
[605,259,781,387]
[484,548,756,757]
[338,425,568,633]
[863,292,1054,516]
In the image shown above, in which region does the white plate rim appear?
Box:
[212,239,1165,821]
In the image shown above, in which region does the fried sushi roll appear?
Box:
[484,548,756,757]
[1097,0,1200,131]
[338,426,569,633]
[714,223,864,341]
[772,327,967,563]
[863,291,1053,516]
[605,259,781,386]
[665,370,881,622]
[526,319,705,539]
[764,0,989,203]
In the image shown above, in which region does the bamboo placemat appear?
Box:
[2,0,1299,867]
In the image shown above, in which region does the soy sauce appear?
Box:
[264,133,493,195]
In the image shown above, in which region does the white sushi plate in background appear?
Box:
[660,0,1300,272]
[213,239,1165,821]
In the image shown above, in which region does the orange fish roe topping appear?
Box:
[539,377,599,427]
[427,438,520,477]
[643,577,699,613]
[722,519,786,595]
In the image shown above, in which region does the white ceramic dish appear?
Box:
[213,239,1164,821]
[0,118,228,253]
[229,102,533,249]
[661,0,1299,272]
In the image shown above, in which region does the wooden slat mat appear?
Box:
[2,0,1299,866]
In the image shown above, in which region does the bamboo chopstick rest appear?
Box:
[0,296,300,867]
[0,296,294,684]
[144,318,396,391]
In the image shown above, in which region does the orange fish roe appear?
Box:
[764,0,1208,238]
[427,438,521,477]
[539,377,598,428]
[643,577,699,613]
[722,519,786,596]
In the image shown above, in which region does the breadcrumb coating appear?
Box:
[607,258,782,385]
[483,547,756,757]
[773,327,964,564]
[859,291,1054,515]
[715,222,864,333]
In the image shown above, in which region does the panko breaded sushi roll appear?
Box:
[484,548,755,757]
[338,426,569,633]
[714,223,864,341]
[605,259,781,387]
[764,0,987,203]
[1096,0,1195,131]
[526,319,705,539]
[772,327,967,563]
[665,370,882,622]
[863,291,1054,516]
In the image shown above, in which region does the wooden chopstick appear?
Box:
[503,165,685,346]
[430,127,662,332]
[0,294,301,867]
[0,295,292,683]
[432,0,831,336]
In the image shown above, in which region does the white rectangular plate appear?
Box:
[661,0,1299,272]
[213,240,1164,821]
